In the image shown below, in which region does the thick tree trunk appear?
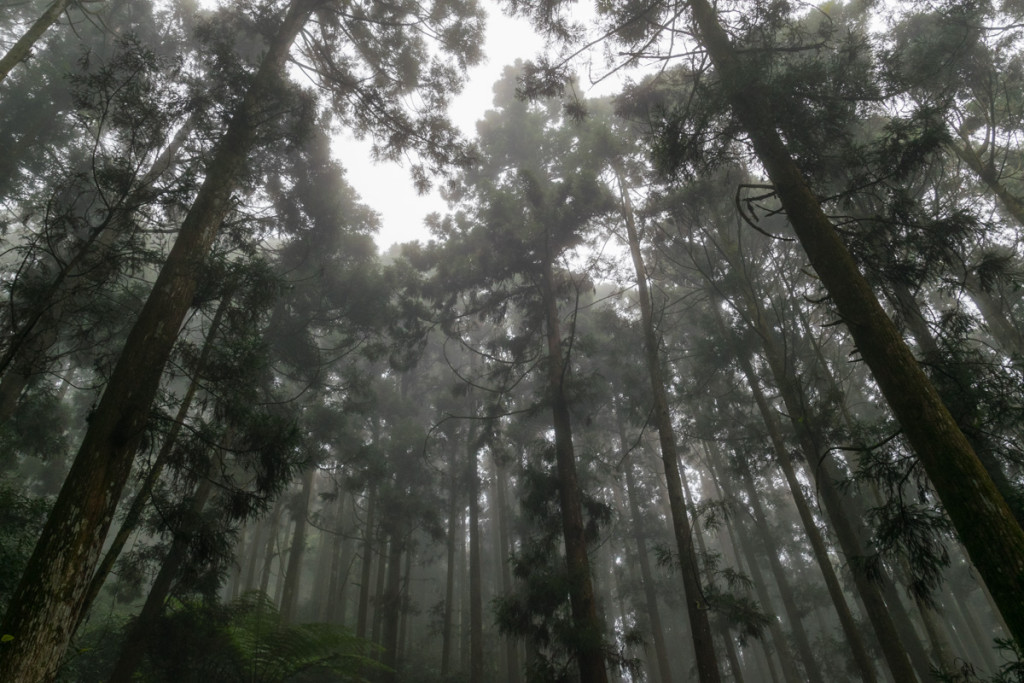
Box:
[0,5,318,678]
[687,0,1024,644]
[539,255,609,683]
[616,166,721,683]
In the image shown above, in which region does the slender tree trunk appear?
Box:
[950,132,1024,229]
[0,4,319,678]
[259,501,284,598]
[441,457,460,676]
[356,487,377,640]
[108,476,214,683]
[539,253,609,683]
[621,457,673,683]
[380,533,404,679]
[962,271,1024,363]
[616,165,721,682]
[687,0,1024,644]
[492,450,523,683]
[75,290,232,634]
[468,429,484,683]
[715,450,821,683]
[280,466,316,623]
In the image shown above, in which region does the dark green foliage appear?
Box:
[69,592,380,682]
[0,482,49,615]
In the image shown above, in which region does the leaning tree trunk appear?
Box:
[615,165,721,683]
[0,0,73,84]
[539,253,609,683]
[0,3,319,679]
[687,0,1024,646]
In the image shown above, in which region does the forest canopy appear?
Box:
[0,0,1023,682]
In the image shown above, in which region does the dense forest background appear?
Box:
[1,0,1023,681]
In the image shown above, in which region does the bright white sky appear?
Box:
[332,2,614,251]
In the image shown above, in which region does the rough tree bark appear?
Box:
[0,3,320,678]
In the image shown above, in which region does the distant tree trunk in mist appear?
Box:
[281,466,316,623]
[0,3,320,678]
[539,253,609,683]
[963,271,1024,363]
[616,165,721,683]
[687,0,1024,645]
[617,422,672,683]
[108,477,214,683]
[441,450,461,676]
[492,451,523,683]
[380,532,404,679]
[467,430,484,683]
[709,447,819,683]
[356,487,377,640]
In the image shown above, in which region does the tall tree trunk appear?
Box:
[620,451,673,683]
[468,429,484,683]
[539,253,609,683]
[356,486,377,640]
[492,450,523,683]
[108,476,215,683]
[615,165,721,683]
[686,0,1024,644]
[0,4,319,678]
[441,456,461,676]
[711,304,868,681]
[380,533,404,679]
[280,466,316,623]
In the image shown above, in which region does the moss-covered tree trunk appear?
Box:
[687,0,1024,646]
[0,3,319,679]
